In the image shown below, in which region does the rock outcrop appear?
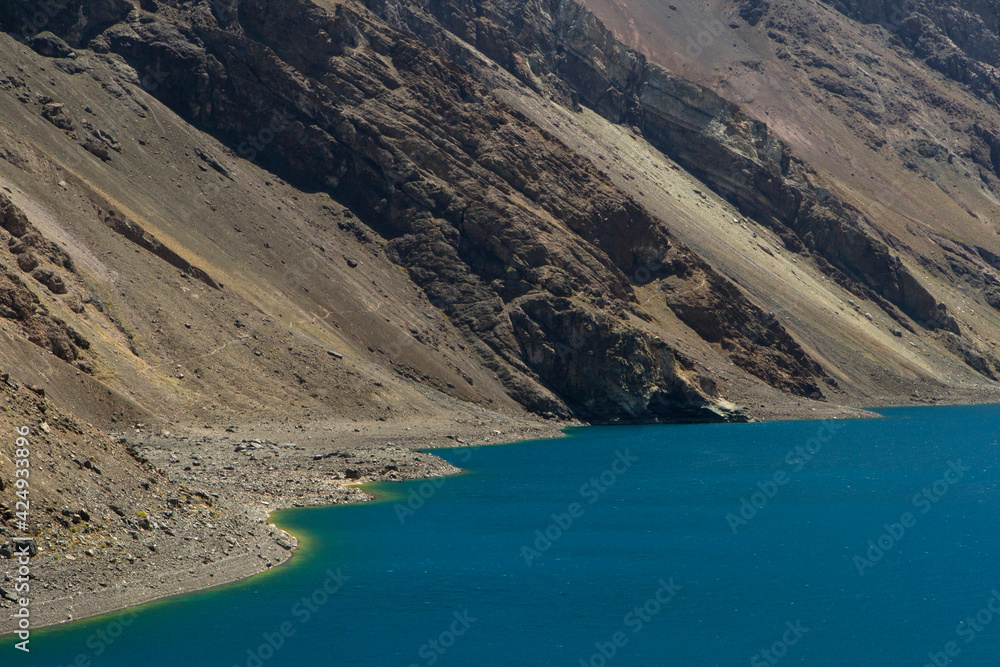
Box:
[4,0,993,421]
[378,0,953,333]
[0,193,90,366]
[0,0,820,421]
[817,0,1000,105]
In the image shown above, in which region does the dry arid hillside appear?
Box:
[1,0,1000,631]
[579,0,1000,387]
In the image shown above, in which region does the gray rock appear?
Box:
[2,539,38,557]
[16,252,39,272]
[27,32,76,59]
[41,103,74,131]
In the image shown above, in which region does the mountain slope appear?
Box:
[500,0,1000,390]
[2,0,1000,630]
[2,0,775,424]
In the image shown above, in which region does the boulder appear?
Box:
[0,194,30,237]
[16,252,39,272]
[27,31,76,59]
[32,268,68,294]
[41,103,74,131]
[82,139,110,161]
[1,539,38,557]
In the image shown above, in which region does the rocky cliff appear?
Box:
[1,0,998,428]
[1,0,814,422]
[379,0,955,331]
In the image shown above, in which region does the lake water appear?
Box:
[5,405,1000,666]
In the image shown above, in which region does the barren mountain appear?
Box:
[577,0,1000,382]
[2,0,1000,631]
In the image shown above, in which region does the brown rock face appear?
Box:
[0,0,130,45]
[0,0,805,422]
[40,0,1000,422]
[818,1,1000,97]
[395,0,953,332]
[0,194,88,364]
[505,294,737,422]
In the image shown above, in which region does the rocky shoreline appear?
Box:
[4,0,1000,647]
[0,413,569,636]
[6,389,1000,637]
[10,389,1000,637]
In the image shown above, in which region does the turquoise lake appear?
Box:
[5,404,1000,666]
